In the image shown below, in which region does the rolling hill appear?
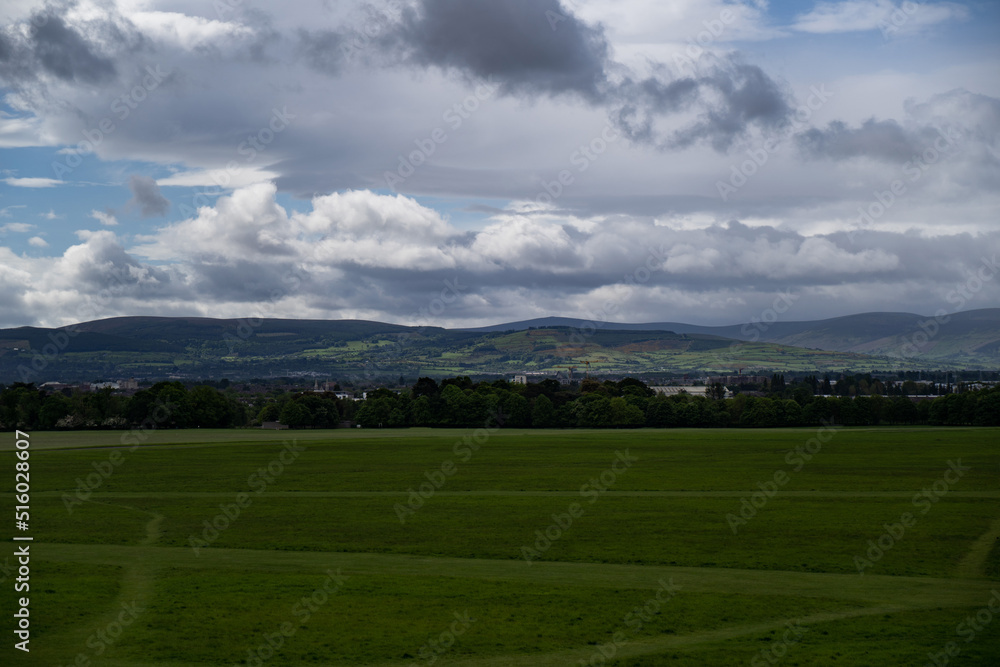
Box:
[465,309,1000,368]
[1,310,996,383]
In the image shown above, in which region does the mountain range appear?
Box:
[0,309,997,383]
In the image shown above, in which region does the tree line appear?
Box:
[0,381,356,431]
[1,376,998,431]
[353,376,1000,429]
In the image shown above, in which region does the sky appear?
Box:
[0,0,998,330]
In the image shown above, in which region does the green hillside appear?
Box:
[0,314,985,383]
[467,309,1000,368]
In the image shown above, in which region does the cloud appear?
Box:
[156,168,282,189]
[653,60,793,152]
[796,118,917,161]
[4,177,62,187]
[392,0,610,101]
[133,182,295,262]
[298,0,796,153]
[0,183,997,328]
[0,9,126,87]
[471,215,583,271]
[128,10,255,51]
[297,29,346,75]
[0,205,26,218]
[125,174,170,217]
[796,89,1000,165]
[28,235,47,247]
[41,208,61,219]
[89,209,118,226]
[0,222,33,233]
[60,229,174,295]
[28,12,119,84]
[792,1,967,35]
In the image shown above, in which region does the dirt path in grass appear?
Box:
[32,540,997,666]
[35,504,162,664]
[957,515,1000,578]
[371,603,913,667]
[36,542,993,608]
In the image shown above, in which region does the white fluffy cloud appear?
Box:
[4,177,62,187]
[128,10,256,51]
[89,210,118,226]
[1,184,997,329]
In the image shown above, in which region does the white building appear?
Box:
[650,385,729,398]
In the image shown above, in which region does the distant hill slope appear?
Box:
[0,310,995,383]
[73,316,426,340]
[464,309,1000,367]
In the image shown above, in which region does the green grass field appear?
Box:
[3,427,999,665]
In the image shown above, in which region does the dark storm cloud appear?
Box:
[69,232,175,297]
[386,0,795,150]
[0,30,10,62]
[126,175,170,218]
[393,0,609,100]
[30,13,117,84]
[796,119,918,161]
[796,90,1000,163]
[615,61,792,152]
[297,29,345,75]
[0,6,147,89]
[189,260,308,301]
[668,63,792,152]
[0,20,32,82]
[295,0,796,154]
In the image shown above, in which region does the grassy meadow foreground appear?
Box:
[3,427,1000,666]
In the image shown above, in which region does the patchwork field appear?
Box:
[2,427,999,665]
